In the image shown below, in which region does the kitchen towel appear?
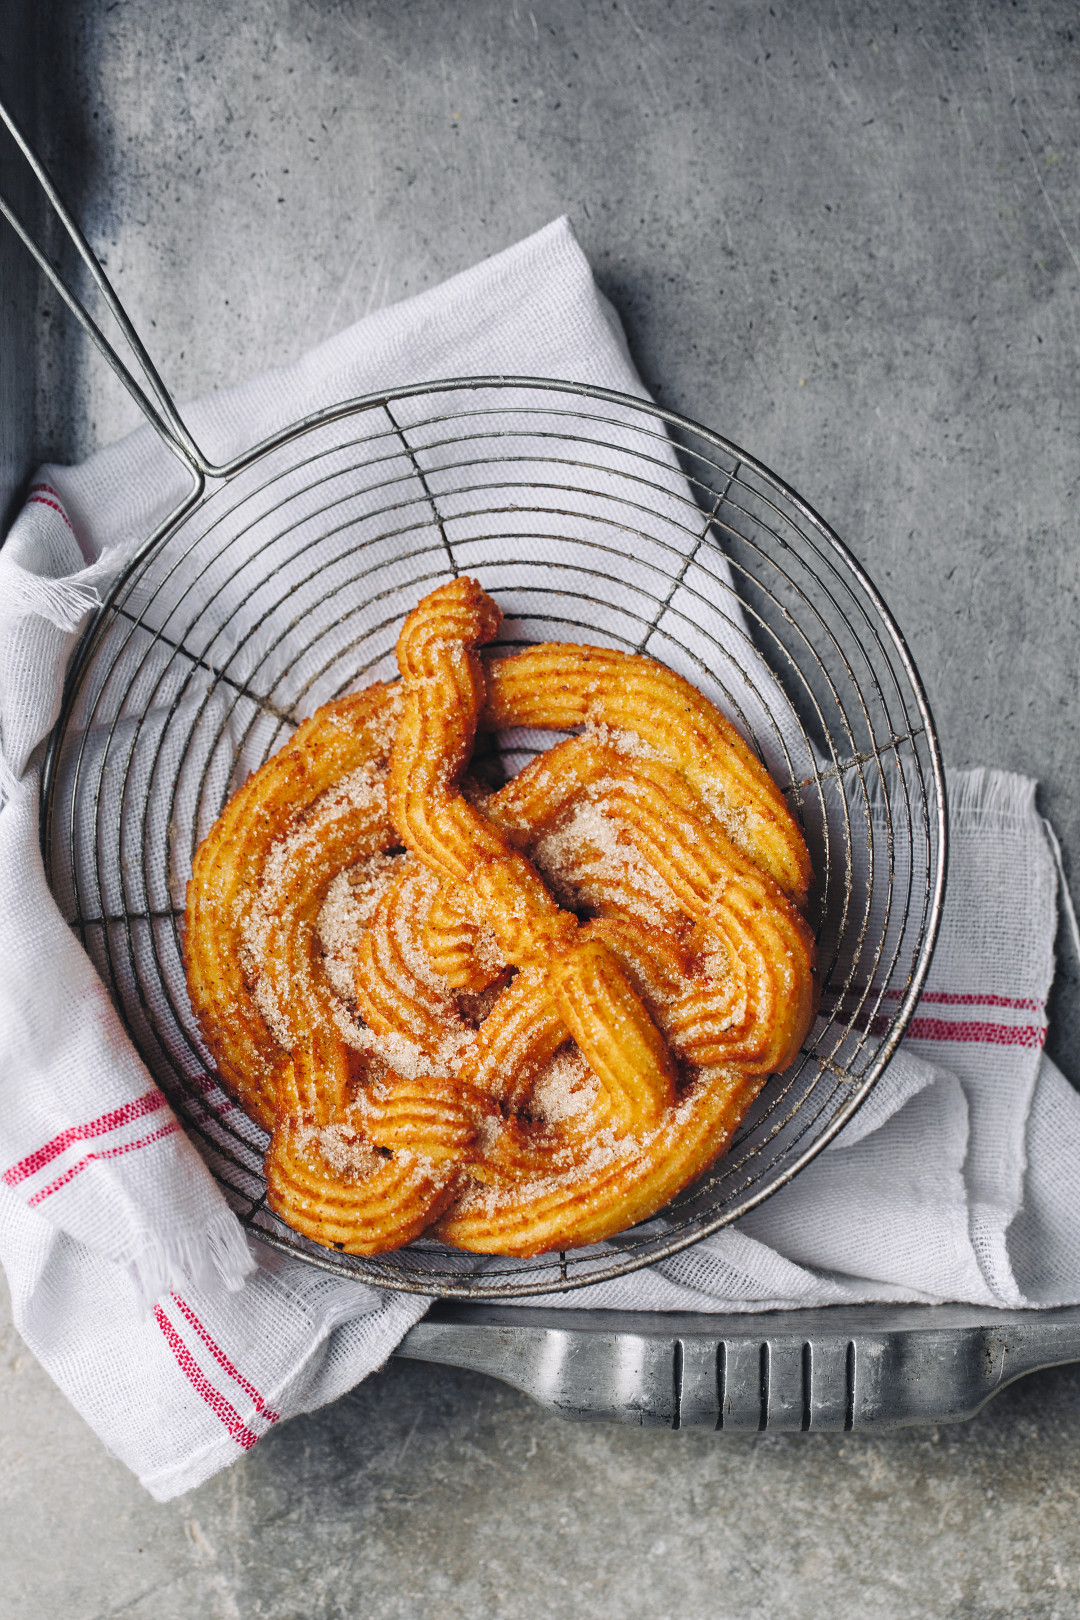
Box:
[2,217,1079,1501]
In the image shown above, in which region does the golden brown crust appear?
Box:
[265,1034,464,1254]
[182,686,400,1129]
[483,644,811,906]
[183,577,818,1259]
[388,578,678,1137]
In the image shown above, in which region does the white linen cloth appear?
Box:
[2,217,1080,1501]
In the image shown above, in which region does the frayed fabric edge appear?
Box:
[0,567,102,633]
[123,1208,257,1310]
[851,761,1035,829]
[946,765,1036,822]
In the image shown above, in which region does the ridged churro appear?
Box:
[184,577,818,1257]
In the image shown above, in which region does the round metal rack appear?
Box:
[41,375,947,1298]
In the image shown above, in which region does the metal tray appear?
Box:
[396,1301,1080,1430]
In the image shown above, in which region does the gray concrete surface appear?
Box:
[4,0,1080,1614]
[6,1267,1080,1620]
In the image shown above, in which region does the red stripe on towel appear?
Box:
[872,1016,1046,1047]
[906,990,1042,1012]
[3,1089,167,1187]
[27,483,74,532]
[171,1294,279,1423]
[154,1306,260,1449]
[25,1120,182,1204]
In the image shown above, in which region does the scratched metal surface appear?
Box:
[3,2,1080,1616]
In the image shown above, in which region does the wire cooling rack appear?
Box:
[1,92,945,1299]
[39,376,947,1298]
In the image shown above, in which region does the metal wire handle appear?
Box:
[0,94,208,477]
[1,96,444,497]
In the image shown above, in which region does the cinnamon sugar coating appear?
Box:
[183,577,818,1257]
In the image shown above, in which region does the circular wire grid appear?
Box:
[43,377,946,1298]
